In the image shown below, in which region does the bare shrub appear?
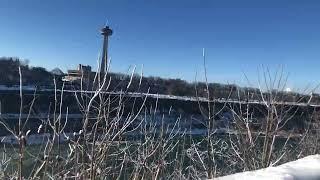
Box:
[0,60,318,180]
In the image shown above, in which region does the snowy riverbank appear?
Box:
[215,154,320,180]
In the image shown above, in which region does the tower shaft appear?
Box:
[100,25,113,75]
[101,35,109,74]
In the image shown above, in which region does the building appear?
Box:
[100,25,113,74]
[63,64,92,83]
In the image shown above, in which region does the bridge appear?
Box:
[0,85,319,108]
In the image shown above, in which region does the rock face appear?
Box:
[215,154,320,180]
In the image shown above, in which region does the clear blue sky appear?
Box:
[1,0,320,90]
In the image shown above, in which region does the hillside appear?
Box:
[0,57,54,86]
[1,57,319,104]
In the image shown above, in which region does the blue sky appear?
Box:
[1,0,320,90]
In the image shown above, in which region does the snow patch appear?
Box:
[215,154,320,180]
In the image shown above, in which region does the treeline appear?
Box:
[0,57,54,86]
[105,72,320,104]
[1,57,320,104]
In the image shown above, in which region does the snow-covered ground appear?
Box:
[0,133,76,145]
[215,154,320,180]
[0,85,36,91]
[0,113,83,119]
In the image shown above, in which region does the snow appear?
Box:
[285,87,292,92]
[0,133,77,145]
[0,85,36,91]
[215,154,320,180]
[0,113,83,120]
